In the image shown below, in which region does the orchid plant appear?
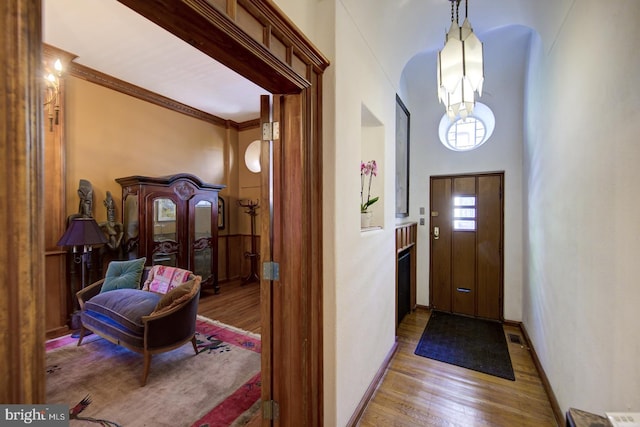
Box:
[360,160,379,213]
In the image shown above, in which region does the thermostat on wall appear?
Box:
[607,412,640,427]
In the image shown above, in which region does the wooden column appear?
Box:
[0,0,46,403]
[43,44,74,339]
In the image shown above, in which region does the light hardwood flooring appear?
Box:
[201,284,558,426]
[198,279,261,334]
[55,280,561,426]
[357,308,558,427]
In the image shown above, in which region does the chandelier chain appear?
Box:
[449,0,461,24]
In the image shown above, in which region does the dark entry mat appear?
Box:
[414,311,515,381]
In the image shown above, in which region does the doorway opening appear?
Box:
[33,0,328,423]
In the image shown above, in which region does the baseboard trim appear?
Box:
[46,325,70,340]
[346,338,399,427]
[506,319,563,426]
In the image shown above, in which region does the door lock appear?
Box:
[433,226,439,240]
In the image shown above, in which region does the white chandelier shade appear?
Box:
[437,10,484,120]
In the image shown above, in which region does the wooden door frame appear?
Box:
[2,2,328,425]
[428,172,505,320]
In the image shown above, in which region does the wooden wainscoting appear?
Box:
[218,234,261,284]
[44,251,69,338]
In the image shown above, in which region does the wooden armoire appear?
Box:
[116,174,225,293]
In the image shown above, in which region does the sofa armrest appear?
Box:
[76,279,105,310]
[141,285,200,350]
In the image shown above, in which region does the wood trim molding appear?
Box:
[43,43,77,69]
[118,0,310,94]
[507,319,563,426]
[1,0,46,403]
[68,62,247,128]
[241,0,330,73]
[237,118,260,130]
[347,339,399,426]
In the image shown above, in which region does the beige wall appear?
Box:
[62,75,263,283]
[234,130,262,235]
[64,76,233,224]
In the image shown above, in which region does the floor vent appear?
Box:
[508,333,523,345]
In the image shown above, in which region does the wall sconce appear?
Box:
[44,58,63,131]
[245,140,261,173]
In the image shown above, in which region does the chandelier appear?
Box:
[437,0,484,120]
[43,58,63,131]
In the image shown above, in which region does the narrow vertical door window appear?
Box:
[453,196,476,231]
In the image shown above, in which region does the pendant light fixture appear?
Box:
[437,0,484,120]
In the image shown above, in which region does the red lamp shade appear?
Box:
[57,217,107,247]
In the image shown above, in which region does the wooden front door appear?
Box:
[429,173,504,320]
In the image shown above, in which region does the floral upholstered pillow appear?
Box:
[100,257,146,293]
[142,265,192,294]
[151,275,201,315]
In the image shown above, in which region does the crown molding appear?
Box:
[68,61,259,130]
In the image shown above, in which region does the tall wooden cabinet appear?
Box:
[116,174,225,293]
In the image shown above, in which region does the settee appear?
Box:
[76,259,202,386]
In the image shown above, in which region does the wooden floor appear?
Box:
[357,308,558,427]
[201,286,557,426]
[198,279,261,334]
[61,281,557,426]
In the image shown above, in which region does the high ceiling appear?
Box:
[43,0,571,125]
[43,0,269,123]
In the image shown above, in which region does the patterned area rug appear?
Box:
[414,311,515,381]
[46,316,261,426]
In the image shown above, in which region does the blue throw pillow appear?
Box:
[100,257,147,293]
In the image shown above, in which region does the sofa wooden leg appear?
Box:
[191,336,198,355]
[77,326,86,346]
[141,353,152,386]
